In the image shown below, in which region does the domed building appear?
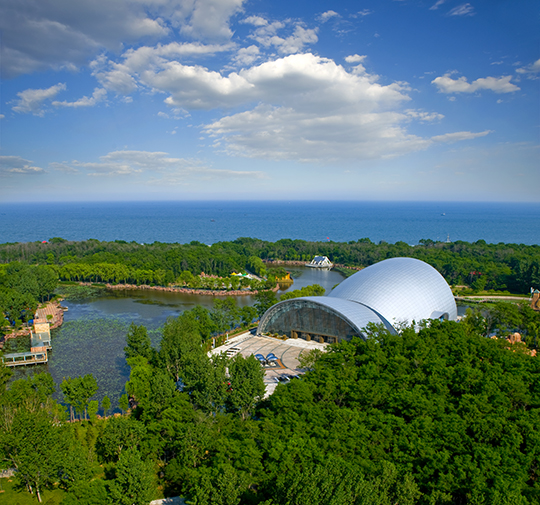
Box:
[257,257,457,343]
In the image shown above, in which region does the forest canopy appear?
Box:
[2,317,540,504]
[0,237,539,292]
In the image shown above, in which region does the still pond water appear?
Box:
[15,267,345,412]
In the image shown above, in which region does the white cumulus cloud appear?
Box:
[432,74,520,94]
[249,20,318,54]
[12,83,66,115]
[319,11,340,23]
[92,42,234,95]
[0,0,245,78]
[345,54,367,63]
[0,156,46,175]
[178,0,246,41]
[516,58,540,78]
[233,45,260,66]
[53,88,107,108]
[241,16,268,27]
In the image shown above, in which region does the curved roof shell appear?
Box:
[328,257,457,327]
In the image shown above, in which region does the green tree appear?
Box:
[119,393,129,413]
[159,313,206,382]
[101,395,111,417]
[34,265,58,302]
[96,416,147,463]
[240,305,258,327]
[280,283,325,301]
[61,374,99,420]
[124,322,153,361]
[189,353,229,415]
[254,290,278,319]
[62,479,108,505]
[88,400,99,423]
[226,354,265,420]
[108,448,156,505]
[0,375,69,503]
[185,463,248,505]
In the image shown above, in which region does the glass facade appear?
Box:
[258,296,385,342]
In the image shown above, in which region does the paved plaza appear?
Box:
[209,332,328,397]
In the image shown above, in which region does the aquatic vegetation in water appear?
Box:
[55,284,108,301]
[49,318,135,414]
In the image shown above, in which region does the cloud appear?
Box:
[49,162,79,173]
[205,105,488,163]
[0,156,46,175]
[12,83,66,115]
[319,11,340,23]
[92,42,234,94]
[185,54,491,164]
[357,9,372,17]
[53,88,107,108]
[430,130,492,143]
[241,16,268,27]
[345,54,366,63]
[448,3,474,16]
[249,20,318,54]
[178,0,246,41]
[429,0,447,10]
[405,110,444,122]
[516,58,540,79]
[61,150,264,181]
[138,53,405,111]
[0,0,244,78]
[233,45,260,66]
[0,0,169,78]
[432,74,520,93]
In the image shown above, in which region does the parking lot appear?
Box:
[209,332,328,397]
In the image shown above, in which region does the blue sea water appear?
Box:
[0,201,539,245]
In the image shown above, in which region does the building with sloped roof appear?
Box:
[306,255,333,268]
[257,257,457,343]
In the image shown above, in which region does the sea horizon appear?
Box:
[1,200,539,246]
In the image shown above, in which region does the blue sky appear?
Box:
[1,0,538,202]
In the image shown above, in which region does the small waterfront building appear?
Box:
[306,256,333,268]
[2,316,52,367]
[258,257,457,343]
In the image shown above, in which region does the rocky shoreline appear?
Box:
[103,283,279,296]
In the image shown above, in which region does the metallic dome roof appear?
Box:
[328,257,457,328]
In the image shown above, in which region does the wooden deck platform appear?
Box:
[3,350,48,367]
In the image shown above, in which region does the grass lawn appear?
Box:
[0,478,66,504]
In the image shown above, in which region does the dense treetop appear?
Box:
[0,237,539,292]
[2,313,540,504]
